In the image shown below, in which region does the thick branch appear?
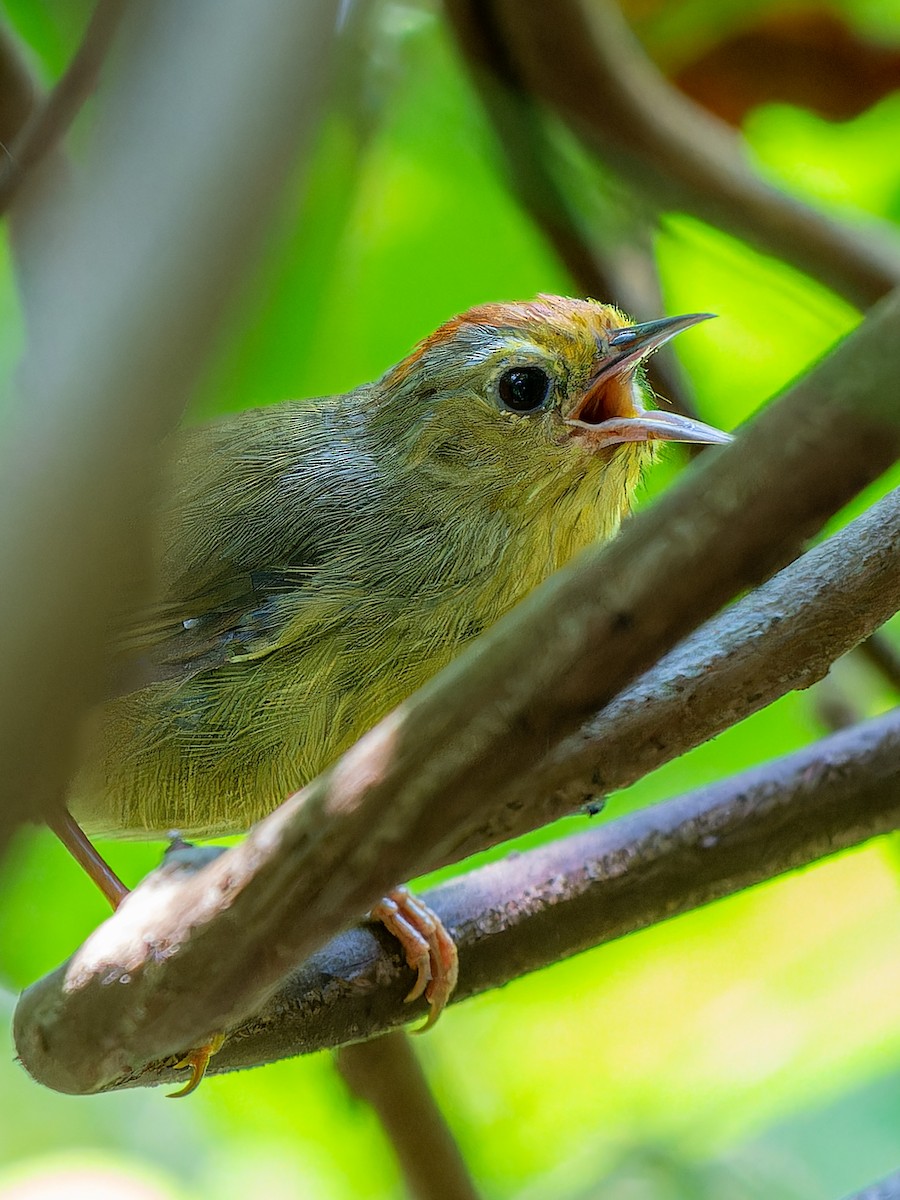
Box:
[92,709,900,1088]
[457,485,900,855]
[337,1034,481,1200]
[444,0,900,310]
[0,0,338,857]
[12,290,900,1094]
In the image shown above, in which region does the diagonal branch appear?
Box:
[445,0,702,424]
[859,631,900,692]
[448,0,900,696]
[0,24,35,147]
[90,708,900,1088]
[443,0,900,310]
[336,1034,481,1200]
[0,0,126,217]
[462,485,900,856]
[0,20,71,324]
[12,290,900,1095]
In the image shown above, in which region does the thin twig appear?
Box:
[0,0,126,216]
[444,0,900,309]
[88,707,900,1088]
[859,631,900,692]
[0,24,38,149]
[12,291,900,1095]
[0,22,72,323]
[337,1034,481,1200]
[810,678,863,733]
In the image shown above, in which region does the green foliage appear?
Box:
[1,3,899,1198]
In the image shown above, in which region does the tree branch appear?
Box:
[472,485,900,852]
[0,23,36,148]
[0,19,72,325]
[0,0,339,860]
[443,0,900,309]
[453,0,900,720]
[0,0,126,217]
[445,0,702,425]
[859,631,900,693]
[78,708,900,1088]
[336,1034,481,1200]
[12,289,900,1094]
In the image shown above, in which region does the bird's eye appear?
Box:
[497,366,552,414]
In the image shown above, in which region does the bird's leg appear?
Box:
[47,810,222,1096]
[47,807,130,909]
[370,885,459,1030]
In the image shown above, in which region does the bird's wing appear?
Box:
[110,571,292,695]
[106,400,350,699]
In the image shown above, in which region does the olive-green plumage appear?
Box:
[70,295,720,838]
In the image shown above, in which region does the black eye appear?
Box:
[497,366,552,413]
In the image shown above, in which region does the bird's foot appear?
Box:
[370,885,458,1031]
[168,1032,226,1098]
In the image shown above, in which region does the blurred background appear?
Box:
[0,1,899,1197]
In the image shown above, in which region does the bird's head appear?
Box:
[369,295,729,554]
[376,294,727,464]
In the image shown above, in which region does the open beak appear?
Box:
[565,313,731,448]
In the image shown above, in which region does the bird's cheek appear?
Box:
[544,411,580,450]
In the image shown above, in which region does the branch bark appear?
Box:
[64,707,900,1089]
[443,0,900,310]
[12,289,900,1094]
[466,485,900,854]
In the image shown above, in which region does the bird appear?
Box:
[57,294,729,1090]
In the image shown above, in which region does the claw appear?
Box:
[370,886,459,1029]
[168,1032,226,1098]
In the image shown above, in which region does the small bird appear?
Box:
[59,295,728,1086]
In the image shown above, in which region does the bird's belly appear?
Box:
[69,526,589,841]
[69,625,462,840]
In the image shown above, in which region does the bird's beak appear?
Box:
[565,313,731,448]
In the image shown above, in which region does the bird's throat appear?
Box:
[571,372,639,425]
